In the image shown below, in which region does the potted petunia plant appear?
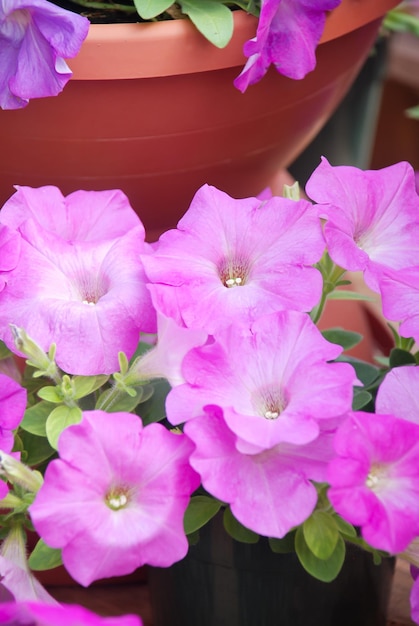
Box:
[0,156,419,625]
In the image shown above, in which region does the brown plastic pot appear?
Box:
[0,0,397,241]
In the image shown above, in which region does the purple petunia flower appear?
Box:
[0,601,142,626]
[185,405,338,538]
[327,411,419,554]
[0,0,89,109]
[167,310,357,452]
[234,0,342,92]
[0,186,142,243]
[29,410,199,586]
[142,184,325,335]
[0,217,156,375]
[306,158,419,292]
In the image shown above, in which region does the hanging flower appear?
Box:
[305,158,419,292]
[185,404,337,538]
[167,310,357,452]
[0,601,142,626]
[142,184,325,334]
[0,186,143,243]
[0,218,156,375]
[234,0,342,92]
[327,411,419,553]
[29,410,199,586]
[0,0,89,110]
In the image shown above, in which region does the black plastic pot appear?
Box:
[148,514,394,626]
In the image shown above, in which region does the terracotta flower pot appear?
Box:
[0,0,397,241]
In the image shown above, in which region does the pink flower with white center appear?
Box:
[0,601,142,626]
[0,186,142,243]
[234,0,342,91]
[0,218,156,375]
[327,411,419,553]
[134,312,207,387]
[167,310,357,452]
[142,184,325,335]
[29,410,199,587]
[305,158,419,292]
[0,373,26,455]
[379,267,419,344]
[376,366,419,425]
[185,405,337,538]
[0,0,89,110]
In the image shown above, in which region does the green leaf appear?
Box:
[337,356,381,389]
[132,0,173,19]
[303,511,339,560]
[321,328,363,351]
[295,526,345,582]
[72,375,109,399]
[352,388,372,410]
[19,431,55,466]
[96,385,152,413]
[37,386,63,403]
[389,348,416,368]
[332,515,357,538]
[46,405,82,450]
[28,538,62,571]
[184,495,222,534]
[268,532,295,554]
[20,401,54,437]
[223,507,259,544]
[136,379,171,425]
[179,0,234,48]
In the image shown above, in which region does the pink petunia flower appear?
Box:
[142,184,325,335]
[234,0,342,92]
[29,410,199,587]
[376,365,419,425]
[0,218,156,375]
[305,158,419,292]
[0,224,21,293]
[0,0,89,109]
[0,601,142,626]
[185,405,337,538]
[167,310,357,452]
[327,411,419,554]
[0,186,142,243]
[0,373,26,455]
[379,267,419,345]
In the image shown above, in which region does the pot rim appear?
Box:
[67,0,398,80]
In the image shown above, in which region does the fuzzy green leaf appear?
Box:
[302,511,339,560]
[179,0,233,47]
[137,379,171,425]
[20,401,53,437]
[37,386,62,403]
[295,526,345,582]
[72,375,109,399]
[184,496,222,534]
[332,515,357,538]
[28,538,62,571]
[269,532,295,554]
[321,328,363,351]
[132,0,173,19]
[389,348,416,368]
[352,388,373,410]
[46,405,82,450]
[19,431,55,466]
[223,507,259,544]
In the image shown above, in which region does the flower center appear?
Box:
[105,486,131,511]
[75,271,109,305]
[218,257,250,288]
[253,385,287,420]
[366,463,386,490]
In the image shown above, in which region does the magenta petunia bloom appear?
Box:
[379,267,419,344]
[327,411,419,553]
[185,405,337,538]
[0,373,26,455]
[305,158,419,292]
[0,601,142,626]
[376,365,419,425]
[167,310,357,452]
[0,224,21,293]
[142,184,325,334]
[0,218,156,375]
[29,410,199,586]
[0,0,89,110]
[0,186,142,243]
[234,0,342,92]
